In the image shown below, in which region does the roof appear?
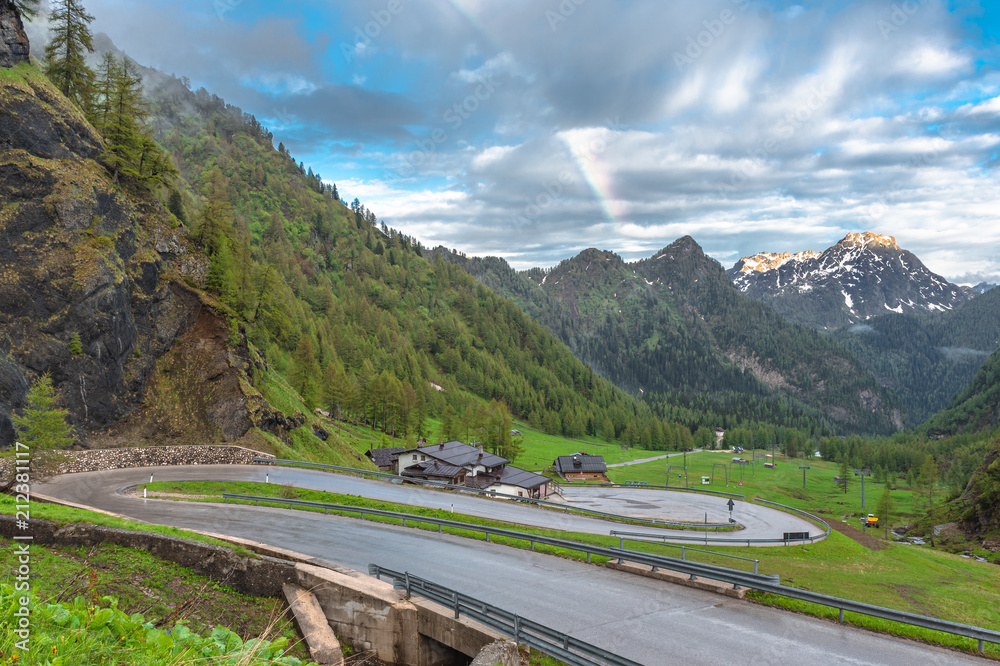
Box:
[492,465,550,490]
[415,441,509,469]
[554,453,607,474]
[366,447,407,468]
[400,460,466,480]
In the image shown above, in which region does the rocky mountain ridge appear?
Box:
[0,62,273,447]
[445,236,904,435]
[728,231,975,330]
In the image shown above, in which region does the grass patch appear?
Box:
[0,494,255,557]
[607,449,921,523]
[0,542,312,661]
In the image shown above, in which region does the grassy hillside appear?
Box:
[140,65,677,451]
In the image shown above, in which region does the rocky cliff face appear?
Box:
[0,1,30,69]
[728,232,976,330]
[0,64,259,447]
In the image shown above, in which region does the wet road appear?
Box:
[30,466,986,665]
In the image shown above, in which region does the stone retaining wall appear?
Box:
[0,515,295,597]
[59,445,274,473]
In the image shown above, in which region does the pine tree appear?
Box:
[875,485,894,540]
[44,0,95,111]
[602,415,615,443]
[289,336,321,409]
[12,0,40,21]
[167,189,187,224]
[92,54,174,184]
[918,454,939,511]
[11,374,74,451]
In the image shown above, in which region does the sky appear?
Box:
[44,0,1000,281]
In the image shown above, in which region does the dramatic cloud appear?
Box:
[76,0,1000,280]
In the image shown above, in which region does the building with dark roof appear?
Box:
[365,447,407,471]
[553,452,608,480]
[399,460,467,485]
[393,440,552,498]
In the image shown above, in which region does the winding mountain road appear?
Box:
[33,464,813,542]
[32,465,986,665]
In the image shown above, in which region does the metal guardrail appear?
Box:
[610,529,826,546]
[554,481,746,499]
[368,564,642,666]
[252,457,733,529]
[227,492,1000,654]
[752,498,831,538]
[219,493,775,578]
[608,532,760,573]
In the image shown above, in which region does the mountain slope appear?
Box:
[0,62,258,445]
[449,237,903,435]
[832,286,1000,424]
[729,232,975,330]
[0,54,673,452]
[921,347,1000,436]
[133,54,672,444]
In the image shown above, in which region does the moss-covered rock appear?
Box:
[0,63,257,446]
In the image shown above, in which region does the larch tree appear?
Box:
[918,454,939,511]
[10,0,40,21]
[44,0,95,111]
[2,374,73,493]
[874,485,894,540]
[92,53,175,184]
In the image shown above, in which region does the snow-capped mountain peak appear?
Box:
[726,231,976,329]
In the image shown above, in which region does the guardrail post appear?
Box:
[681,546,686,561]
[486,532,491,542]
[453,591,460,619]
[586,552,591,564]
[753,560,759,575]
[839,609,844,624]
[514,616,521,644]
[403,518,407,527]
[979,639,984,654]
[404,572,411,598]
[530,540,535,551]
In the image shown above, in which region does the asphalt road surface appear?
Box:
[31,467,988,665]
[35,465,815,542]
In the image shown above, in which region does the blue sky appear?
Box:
[48,0,1000,281]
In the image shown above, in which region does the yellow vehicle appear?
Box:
[861,514,878,527]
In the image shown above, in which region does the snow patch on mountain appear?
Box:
[726,231,977,328]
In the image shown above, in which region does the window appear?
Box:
[412,455,417,461]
